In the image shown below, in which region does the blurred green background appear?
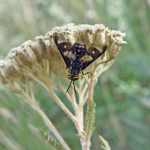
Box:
[0,0,150,150]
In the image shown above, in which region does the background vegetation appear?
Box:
[0,0,150,150]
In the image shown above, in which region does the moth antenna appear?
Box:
[66,80,72,93]
[86,43,93,56]
[73,81,77,94]
[88,43,93,49]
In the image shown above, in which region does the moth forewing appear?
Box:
[54,35,107,93]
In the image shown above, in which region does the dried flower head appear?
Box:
[0,23,126,150]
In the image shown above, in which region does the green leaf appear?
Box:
[83,100,96,139]
[98,135,111,150]
[39,129,64,150]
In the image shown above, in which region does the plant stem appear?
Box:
[21,92,71,150]
[34,105,71,150]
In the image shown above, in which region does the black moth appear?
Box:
[55,36,107,93]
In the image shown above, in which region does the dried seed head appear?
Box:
[47,23,126,75]
[0,23,126,93]
[22,41,37,63]
[0,59,20,85]
[109,37,124,60]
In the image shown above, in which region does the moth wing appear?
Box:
[80,45,107,70]
[55,36,74,68]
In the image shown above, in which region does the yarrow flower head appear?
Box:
[0,23,126,150]
[0,23,126,95]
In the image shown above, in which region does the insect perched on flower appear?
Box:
[55,36,107,93]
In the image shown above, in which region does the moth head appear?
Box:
[67,75,79,81]
[74,41,86,50]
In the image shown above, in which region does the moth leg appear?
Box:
[66,80,72,93]
[82,71,92,76]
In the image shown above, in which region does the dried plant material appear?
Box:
[0,23,126,150]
